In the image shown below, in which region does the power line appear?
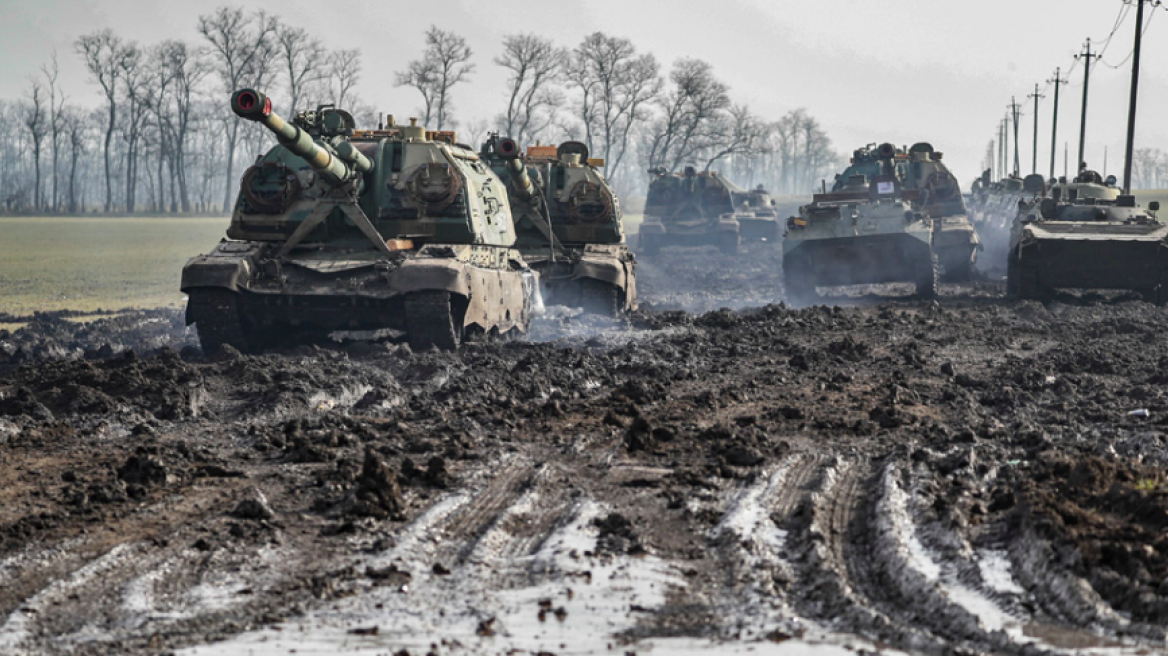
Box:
[1100,5,1158,68]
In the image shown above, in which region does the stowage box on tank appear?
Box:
[1007,169,1167,301]
[480,136,636,316]
[181,89,539,353]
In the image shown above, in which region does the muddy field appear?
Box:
[3,242,1168,655]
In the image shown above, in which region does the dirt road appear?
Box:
[2,243,1167,655]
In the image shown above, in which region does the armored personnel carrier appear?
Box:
[479,136,635,316]
[1007,169,1167,300]
[181,89,538,353]
[973,173,1046,271]
[638,167,742,255]
[783,143,936,305]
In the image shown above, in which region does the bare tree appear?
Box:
[495,34,566,145]
[161,41,209,213]
[62,107,89,213]
[396,26,474,130]
[20,80,48,211]
[76,29,136,212]
[198,6,277,213]
[121,47,149,213]
[565,33,661,183]
[327,49,362,108]
[276,24,326,114]
[645,58,730,172]
[702,104,767,171]
[41,53,67,212]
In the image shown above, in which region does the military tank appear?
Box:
[973,173,1046,272]
[638,167,742,256]
[899,143,980,280]
[783,143,936,305]
[1007,169,1167,301]
[181,89,538,353]
[479,136,635,316]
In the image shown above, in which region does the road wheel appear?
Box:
[639,233,660,256]
[784,265,818,306]
[580,279,620,317]
[1006,253,1020,298]
[188,288,249,356]
[915,253,939,300]
[1017,265,1043,301]
[404,291,462,351]
[718,232,740,255]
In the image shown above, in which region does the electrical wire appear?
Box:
[1099,4,1158,68]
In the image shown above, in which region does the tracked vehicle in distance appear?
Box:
[638,167,741,256]
[480,136,636,316]
[181,89,537,353]
[1007,169,1167,301]
[783,143,936,305]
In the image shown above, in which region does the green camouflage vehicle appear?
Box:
[181,89,538,353]
[783,143,936,305]
[1007,169,1167,300]
[480,136,636,316]
[638,167,741,256]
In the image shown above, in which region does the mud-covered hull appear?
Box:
[181,240,535,352]
[638,217,740,255]
[1011,223,1168,298]
[933,217,981,280]
[736,216,782,242]
[523,243,637,316]
[783,234,934,288]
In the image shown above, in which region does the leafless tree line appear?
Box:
[1131,148,1168,191]
[1,13,843,216]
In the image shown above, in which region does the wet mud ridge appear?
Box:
[4,246,1168,654]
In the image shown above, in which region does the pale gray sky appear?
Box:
[2,0,1165,185]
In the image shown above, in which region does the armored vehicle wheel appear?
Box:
[783,266,818,306]
[915,253,939,300]
[1006,254,1020,298]
[1017,265,1044,301]
[718,232,740,255]
[188,288,249,356]
[404,291,463,351]
[943,259,973,282]
[639,233,660,256]
[580,279,620,317]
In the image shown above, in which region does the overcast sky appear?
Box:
[2,0,1165,186]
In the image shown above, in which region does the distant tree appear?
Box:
[701,104,768,171]
[645,58,730,172]
[198,6,278,213]
[276,24,326,114]
[565,32,661,182]
[495,33,566,146]
[396,26,475,130]
[327,49,362,108]
[41,53,67,212]
[20,80,48,211]
[76,29,137,212]
[62,107,89,213]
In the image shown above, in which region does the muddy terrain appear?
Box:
[3,242,1168,655]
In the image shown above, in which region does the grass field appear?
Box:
[0,217,227,316]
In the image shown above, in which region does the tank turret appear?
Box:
[181,91,538,354]
[494,138,534,201]
[230,89,372,186]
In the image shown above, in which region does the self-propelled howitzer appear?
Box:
[480,136,636,316]
[180,90,539,353]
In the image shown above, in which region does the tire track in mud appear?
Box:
[781,456,1059,655]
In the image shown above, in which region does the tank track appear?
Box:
[915,253,938,300]
[404,291,462,351]
[579,279,620,317]
[188,288,249,355]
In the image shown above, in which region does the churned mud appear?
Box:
[2,241,1168,654]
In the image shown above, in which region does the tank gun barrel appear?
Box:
[231,88,371,186]
[496,138,534,200]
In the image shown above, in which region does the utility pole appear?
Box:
[1028,84,1045,175]
[1009,97,1022,176]
[1075,39,1101,172]
[1122,0,1156,194]
[1047,67,1067,180]
[998,119,1006,179]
